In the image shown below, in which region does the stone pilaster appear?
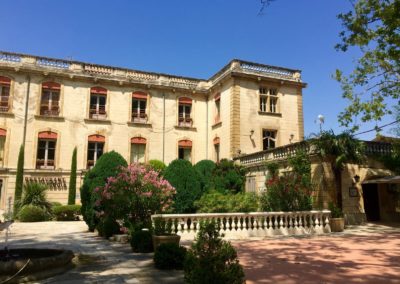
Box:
[230,80,240,157]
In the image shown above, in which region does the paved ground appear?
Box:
[5,221,183,283]
[3,221,400,283]
[233,223,400,284]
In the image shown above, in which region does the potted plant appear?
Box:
[329,202,345,232]
[152,217,180,249]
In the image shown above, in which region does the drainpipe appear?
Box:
[206,96,209,159]
[22,75,31,147]
[162,93,165,163]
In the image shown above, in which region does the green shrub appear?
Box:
[14,145,24,215]
[97,217,121,238]
[164,159,201,213]
[195,191,258,213]
[80,151,127,231]
[153,217,174,236]
[130,229,153,253]
[212,159,246,194]
[16,182,52,215]
[68,147,77,205]
[154,243,187,270]
[329,202,344,218]
[51,201,62,208]
[194,160,216,192]
[52,205,82,221]
[184,221,245,284]
[18,205,49,222]
[148,159,167,174]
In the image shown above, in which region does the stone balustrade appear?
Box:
[151,210,331,239]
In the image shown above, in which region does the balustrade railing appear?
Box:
[364,141,393,156]
[152,210,331,239]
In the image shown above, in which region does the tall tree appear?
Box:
[68,147,77,205]
[335,0,400,131]
[13,145,24,214]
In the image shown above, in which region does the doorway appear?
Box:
[362,183,380,221]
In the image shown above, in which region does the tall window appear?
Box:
[40,82,60,116]
[131,137,146,163]
[87,135,105,168]
[132,92,148,123]
[214,93,221,124]
[178,97,192,127]
[0,129,6,167]
[263,130,277,150]
[89,87,107,119]
[36,131,57,169]
[259,87,278,113]
[214,137,220,163]
[178,139,192,162]
[0,76,11,113]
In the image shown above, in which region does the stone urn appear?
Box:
[152,234,181,249]
[330,218,345,232]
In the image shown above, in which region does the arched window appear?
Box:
[178,97,192,127]
[178,139,192,162]
[0,76,11,113]
[87,135,105,168]
[131,137,146,163]
[41,82,61,116]
[89,87,107,119]
[262,129,276,150]
[37,131,58,169]
[132,92,148,123]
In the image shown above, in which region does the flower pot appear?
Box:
[330,217,345,232]
[152,234,181,249]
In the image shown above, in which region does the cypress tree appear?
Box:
[14,145,24,214]
[68,147,77,205]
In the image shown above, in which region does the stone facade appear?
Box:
[0,51,306,208]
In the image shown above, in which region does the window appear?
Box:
[0,129,6,167]
[178,139,192,161]
[40,82,60,116]
[214,94,221,124]
[36,131,57,169]
[89,87,107,119]
[263,130,277,150]
[259,87,278,113]
[246,176,256,193]
[0,76,11,113]
[87,135,105,168]
[132,92,148,123]
[178,97,192,127]
[131,137,146,163]
[213,137,220,162]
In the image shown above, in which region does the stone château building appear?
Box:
[0,51,306,208]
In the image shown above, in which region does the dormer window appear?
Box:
[0,76,11,113]
[132,92,148,123]
[40,82,60,116]
[178,97,192,127]
[89,87,107,119]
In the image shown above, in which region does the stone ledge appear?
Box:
[258,111,282,117]
[174,125,197,131]
[34,115,65,121]
[84,118,111,124]
[127,121,152,128]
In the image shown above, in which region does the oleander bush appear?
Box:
[97,217,121,238]
[18,205,49,222]
[154,243,187,270]
[52,205,82,221]
[164,159,201,213]
[80,151,127,231]
[184,221,245,284]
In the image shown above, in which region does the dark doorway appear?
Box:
[362,183,380,221]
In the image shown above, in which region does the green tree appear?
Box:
[194,160,216,192]
[13,145,24,214]
[68,147,77,205]
[335,0,400,131]
[212,159,246,194]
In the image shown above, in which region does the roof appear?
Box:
[362,176,400,184]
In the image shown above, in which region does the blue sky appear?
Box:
[1,0,396,139]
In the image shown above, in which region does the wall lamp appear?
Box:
[250,129,254,137]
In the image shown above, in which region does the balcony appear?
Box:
[132,111,147,123]
[89,105,107,119]
[40,103,60,116]
[178,116,193,128]
[36,159,55,170]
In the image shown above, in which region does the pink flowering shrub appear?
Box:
[94,163,176,229]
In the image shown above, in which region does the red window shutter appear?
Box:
[178,139,192,148]
[131,137,147,144]
[38,131,57,139]
[179,97,192,105]
[132,92,148,100]
[42,82,61,91]
[90,87,107,95]
[0,128,6,137]
[0,76,11,86]
[213,137,220,145]
[214,93,221,101]
[88,134,105,142]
